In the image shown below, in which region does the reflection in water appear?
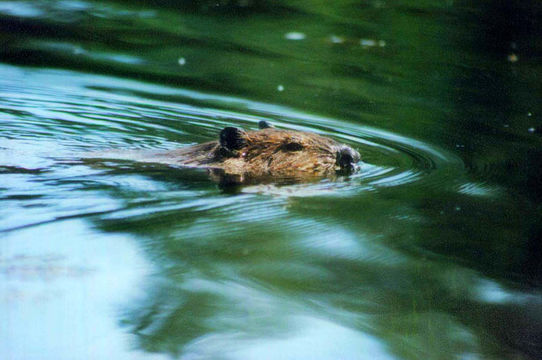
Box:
[185,316,395,360]
[0,61,539,359]
[0,219,164,360]
[1,0,542,359]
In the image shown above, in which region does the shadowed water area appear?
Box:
[1,1,542,359]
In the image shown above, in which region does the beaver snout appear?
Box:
[336,146,361,174]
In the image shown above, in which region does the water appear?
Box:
[1,1,542,359]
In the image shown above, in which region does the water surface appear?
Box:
[1,1,542,360]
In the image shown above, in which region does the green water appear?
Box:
[1,1,541,359]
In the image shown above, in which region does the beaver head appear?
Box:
[175,121,360,183]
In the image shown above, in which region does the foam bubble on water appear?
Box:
[329,35,345,44]
[360,39,377,47]
[285,32,306,41]
[360,39,386,48]
[507,53,518,63]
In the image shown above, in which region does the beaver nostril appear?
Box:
[339,154,353,167]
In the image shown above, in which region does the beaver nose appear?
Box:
[336,146,361,174]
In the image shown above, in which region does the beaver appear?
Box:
[156,121,361,184]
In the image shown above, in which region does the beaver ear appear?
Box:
[258,120,273,129]
[219,127,248,150]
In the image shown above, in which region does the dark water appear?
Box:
[1,1,542,359]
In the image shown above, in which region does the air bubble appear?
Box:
[285,32,306,41]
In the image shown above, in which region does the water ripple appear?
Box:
[0,63,464,229]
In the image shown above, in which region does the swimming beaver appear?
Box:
[157,121,361,184]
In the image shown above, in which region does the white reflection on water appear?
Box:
[296,227,406,265]
[0,2,44,18]
[0,62,483,359]
[457,182,500,197]
[183,316,394,360]
[0,220,163,360]
[474,278,541,305]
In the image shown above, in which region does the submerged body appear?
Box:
[158,122,361,183]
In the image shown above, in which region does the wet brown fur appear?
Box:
[163,128,358,182]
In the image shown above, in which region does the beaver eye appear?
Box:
[282,142,304,151]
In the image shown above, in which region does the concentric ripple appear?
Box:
[1,63,462,197]
[0,59,533,360]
